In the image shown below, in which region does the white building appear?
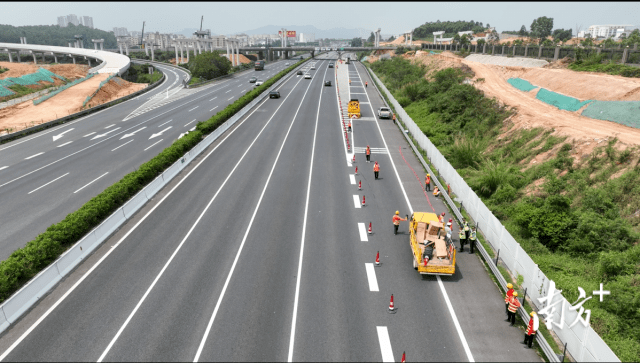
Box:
[57,16,68,27]
[587,24,634,39]
[114,27,129,37]
[82,16,94,29]
[67,14,79,26]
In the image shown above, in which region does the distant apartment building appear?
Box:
[82,16,94,29]
[66,14,79,26]
[587,24,635,39]
[113,27,129,37]
[57,16,68,27]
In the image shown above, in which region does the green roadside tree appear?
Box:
[351,38,362,47]
[368,32,375,43]
[518,25,528,36]
[187,51,232,80]
[530,16,554,44]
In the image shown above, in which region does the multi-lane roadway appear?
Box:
[0,52,542,362]
[0,57,299,260]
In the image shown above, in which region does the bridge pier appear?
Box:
[175,44,179,64]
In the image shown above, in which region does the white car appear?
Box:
[311,65,315,70]
[304,74,311,79]
[285,62,290,66]
[255,79,264,86]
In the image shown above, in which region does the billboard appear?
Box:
[278,30,297,38]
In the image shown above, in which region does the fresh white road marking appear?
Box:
[353,195,361,209]
[158,119,173,127]
[149,126,172,140]
[83,132,96,137]
[0,166,8,171]
[56,141,73,147]
[120,127,147,139]
[225,89,232,93]
[376,326,394,362]
[358,223,368,242]
[184,119,197,127]
[73,172,108,193]
[365,263,379,291]
[28,173,69,194]
[144,139,163,151]
[52,128,74,141]
[349,174,356,184]
[91,127,121,140]
[111,140,134,151]
[209,97,217,101]
[241,89,246,93]
[105,124,115,129]
[210,106,218,112]
[25,152,44,160]
[188,106,198,112]
[227,97,233,101]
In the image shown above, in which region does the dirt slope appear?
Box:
[0,62,88,80]
[84,77,147,108]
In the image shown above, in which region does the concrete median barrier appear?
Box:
[162,156,187,181]
[55,232,98,276]
[144,175,166,199]
[2,265,62,324]
[94,209,126,242]
[122,190,149,220]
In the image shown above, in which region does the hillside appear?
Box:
[0,23,118,49]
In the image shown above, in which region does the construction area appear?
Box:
[366,50,640,160]
[0,62,146,135]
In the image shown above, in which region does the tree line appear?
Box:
[0,23,118,49]
[413,20,487,39]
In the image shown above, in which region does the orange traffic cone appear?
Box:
[355,166,358,175]
[401,351,406,363]
[352,154,356,163]
[423,256,429,266]
[362,195,366,206]
[388,294,397,314]
[375,251,381,266]
[368,222,372,234]
[358,180,362,190]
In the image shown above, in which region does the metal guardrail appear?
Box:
[364,64,563,363]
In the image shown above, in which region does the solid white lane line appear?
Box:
[25,152,44,160]
[56,141,73,147]
[144,139,163,151]
[184,119,197,127]
[157,119,173,127]
[287,61,327,362]
[358,223,368,242]
[227,97,233,101]
[210,106,218,112]
[353,195,361,209]
[209,97,217,101]
[376,327,394,362]
[188,106,199,112]
[28,173,69,194]
[111,140,134,152]
[365,263,379,291]
[349,174,356,184]
[96,69,308,363]
[105,124,115,129]
[0,166,7,171]
[355,63,475,362]
[73,172,109,193]
[83,132,96,137]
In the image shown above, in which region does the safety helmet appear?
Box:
[427,173,430,177]
[530,311,536,316]
[507,283,513,289]
[513,292,518,297]
[395,211,399,215]
[367,145,370,147]
[449,218,453,223]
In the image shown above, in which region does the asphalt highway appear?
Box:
[0,57,301,260]
[0,53,542,362]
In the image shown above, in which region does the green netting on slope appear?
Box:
[536,88,592,112]
[581,101,640,129]
[0,87,15,97]
[33,73,94,105]
[507,78,538,92]
[0,68,67,88]
[82,74,115,108]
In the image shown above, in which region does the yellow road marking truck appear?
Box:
[410,212,457,275]
[348,98,361,119]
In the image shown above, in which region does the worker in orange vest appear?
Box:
[392,113,396,124]
[523,311,539,348]
[373,161,380,179]
[447,183,451,196]
[507,292,521,326]
[438,212,445,224]
[365,81,368,88]
[425,173,431,191]
[433,186,441,197]
[366,145,371,163]
[504,283,514,316]
[392,211,407,235]
[348,120,352,132]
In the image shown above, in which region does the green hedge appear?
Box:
[0,58,307,304]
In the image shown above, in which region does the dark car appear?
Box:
[269,91,281,99]
[297,70,303,75]
[324,80,332,86]
[249,77,257,83]
[328,63,334,68]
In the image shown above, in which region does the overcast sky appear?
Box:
[2,2,638,36]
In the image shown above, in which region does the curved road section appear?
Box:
[0,43,130,75]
